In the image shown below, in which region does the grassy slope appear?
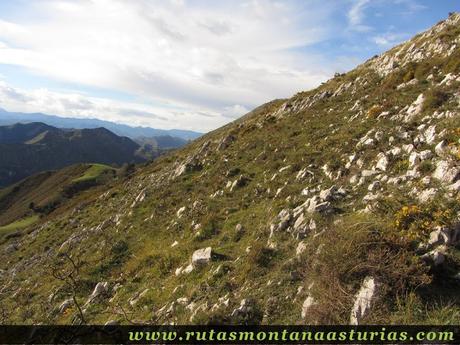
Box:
[0,14,459,325]
[0,164,116,228]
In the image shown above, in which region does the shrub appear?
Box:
[194,217,219,241]
[302,213,431,323]
[367,105,384,118]
[422,89,449,111]
[393,159,410,173]
[419,160,434,173]
[247,243,276,268]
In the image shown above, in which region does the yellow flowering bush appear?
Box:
[394,204,454,242]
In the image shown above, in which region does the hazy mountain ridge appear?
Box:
[0,109,202,141]
[0,122,150,187]
[0,13,460,325]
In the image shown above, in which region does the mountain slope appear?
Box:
[0,13,460,325]
[0,123,149,186]
[0,109,202,140]
[0,163,117,232]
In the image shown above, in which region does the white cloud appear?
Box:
[0,81,225,132]
[373,32,409,47]
[222,104,250,119]
[348,0,371,31]
[0,0,339,131]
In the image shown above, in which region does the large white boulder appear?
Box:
[350,277,379,325]
[192,247,213,267]
[432,161,460,184]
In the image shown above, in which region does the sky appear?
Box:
[0,0,458,132]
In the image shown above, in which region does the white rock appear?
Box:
[293,213,306,231]
[349,175,359,184]
[449,180,460,192]
[424,125,437,144]
[350,277,378,325]
[421,246,447,266]
[177,297,189,306]
[387,147,402,157]
[375,153,389,171]
[435,140,449,157]
[402,144,415,153]
[419,150,433,160]
[409,152,420,168]
[421,176,431,185]
[418,188,437,203]
[183,263,194,274]
[440,73,458,86]
[176,207,186,218]
[86,282,108,304]
[296,242,307,256]
[58,299,73,314]
[406,168,420,179]
[104,320,119,326]
[405,94,425,121]
[418,188,437,202]
[428,226,451,247]
[301,296,317,319]
[129,289,150,306]
[192,247,213,267]
[432,161,460,184]
[361,170,379,178]
[368,181,381,192]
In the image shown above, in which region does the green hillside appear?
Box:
[0,13,460,326]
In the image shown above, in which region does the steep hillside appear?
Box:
[0,123,152,186]
[1,13,460,325]
[0,163,117,230]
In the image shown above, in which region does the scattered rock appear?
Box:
[432,161,460,184]
[405,94,425,121]
[58,299,73,314]
[296,242,307,256]
[301,296,318,319]
[129,289,150,307]
[217,135,236,151]
[421,246,447,266]
[104,320,119,326]
[418,188,437,202]
[85,282,108,306]
[192,247,213,267]
[435,140,449,157]
[350,277,379,325]
[375,153,389,171]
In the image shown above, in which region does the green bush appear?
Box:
[247,243,276,268]
[423,89,449,111]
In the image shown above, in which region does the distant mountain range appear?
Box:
[0,108,202,141]
[0,122,154,187]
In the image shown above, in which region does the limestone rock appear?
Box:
[58,299,73,314]
[435,140,449,157]
[301,296,318,319]
[350,277,379,325]
[375,153,389,171]
[85,282,108,306]
[432,161,460,184]
[192,247,213,267]
[405,94,425,121]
